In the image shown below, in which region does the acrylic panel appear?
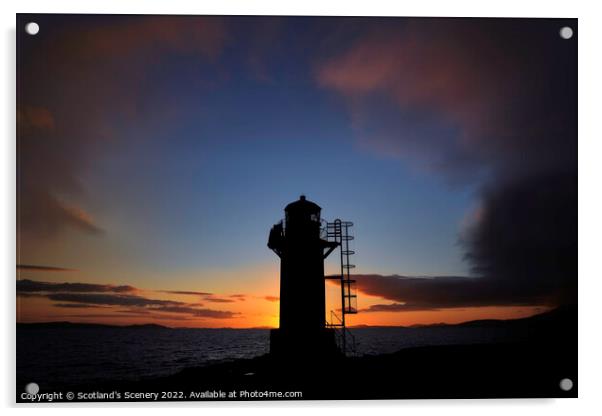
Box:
[16,14,577,402]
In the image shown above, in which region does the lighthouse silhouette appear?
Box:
[268,195,357,358]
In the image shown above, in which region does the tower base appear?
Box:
[269,328,340,359]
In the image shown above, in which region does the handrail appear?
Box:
[327,310,357,356]
[330,310,343,325]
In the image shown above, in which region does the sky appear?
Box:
[16,15,577,327]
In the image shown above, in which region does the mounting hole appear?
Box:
[25,22,39,36]
[559,26,573,40]
[25,382,39,395]
[559,378,573,391]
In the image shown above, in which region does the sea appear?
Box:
[17,325,529,388]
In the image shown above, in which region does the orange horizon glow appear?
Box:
[16,299,548,329]
[17,276,550,329]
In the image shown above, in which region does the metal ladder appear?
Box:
[325,219,357,355]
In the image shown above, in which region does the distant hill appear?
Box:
[455,304,576,328]
[349,305,576,329]
[17,321,169,330]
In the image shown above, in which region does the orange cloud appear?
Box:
[19,106,55,131]
[315,19,575,182]
[316,21,519,141]
[57,201,103,234]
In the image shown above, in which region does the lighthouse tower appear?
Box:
[267,195,349,357]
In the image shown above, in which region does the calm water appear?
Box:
[17,325,528,387]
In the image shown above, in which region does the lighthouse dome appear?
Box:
[285,195,321,213]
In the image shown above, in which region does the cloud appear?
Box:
[157,292,246,302]
[115,305,237,318]
[17,279,137,293]
[158,290,213,296]
[46,293,178,307]
[351,273,564,311]
[14,293,46,298]
[316,19,576,180]
[18,189,104,238]
[203,296,235,303]
[60,313,191,321]
[17,15,227,241]
[148,306,202,314]
[56,202,104,234]
[17,264,77,272]
[18,279,238,319]
[359,303,437,313]
[318,18,577,307]
[461,173,577,306]
[53,303,103,309]
[19,106,55,130]
[263,296,279,302]
[190,309,239,319]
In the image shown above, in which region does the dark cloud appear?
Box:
[263,296,280,302]
[318,18,577,308]
[461,173,577,306]
[190,309,239,319]
[352,273,564,310]
[204,296,235,303]
[15,293,45,298]
[46,293,178,307]
[61,313,191,321]
[53,303,104,309]
[114,305,237,318]
[149,306,204,315]
[17,279,137,293]
[17,264,77,272]
[229,294,247,301]
[159,290,213,296]
[359,303,437,313]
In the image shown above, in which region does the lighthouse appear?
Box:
[268,195,357,357]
